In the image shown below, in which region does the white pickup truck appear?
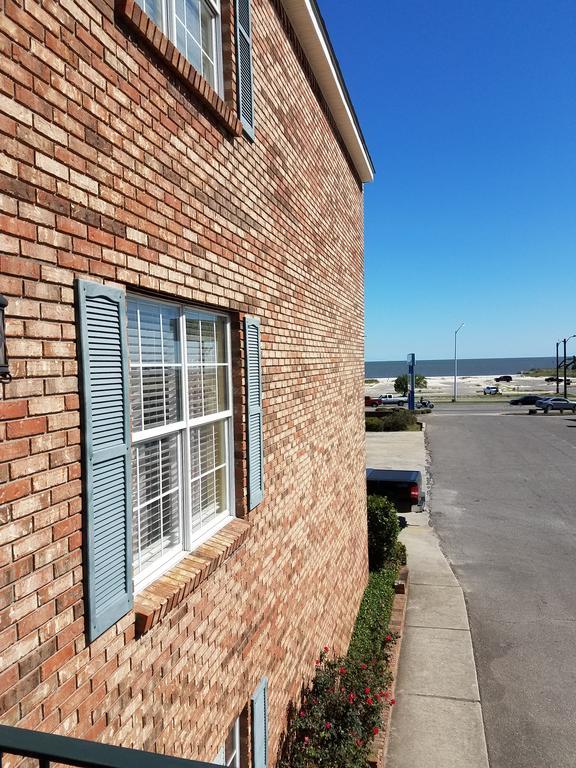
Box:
[376,393,408,405]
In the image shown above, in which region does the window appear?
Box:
[136,0,223,95]
[128,296,233,589]
[214,718,241,767]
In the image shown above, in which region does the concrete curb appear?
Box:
[368,564,410,768]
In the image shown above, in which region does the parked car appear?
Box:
[483,385,500,395]
[495,375,513,382]
[535,397,576,413]
[509,394,548,406]
[366,468,425,513]
[544,376,572,384]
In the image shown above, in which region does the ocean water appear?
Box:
[365,357,557,378]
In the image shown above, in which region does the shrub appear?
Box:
[365,416,384,432]
[365,410,418,432]
[367,495,400,571]
[394,540,407,566]
[348,567,398,662]
[393,374,427,395]
[279,650,393,768]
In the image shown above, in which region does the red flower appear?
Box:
[364,687,371,694]
[390,698,396,705]
[325,722,331,730]
[367,697,374,705]
[299,710,305,718]
[373,727,379,736]
[360,663,367,669]
[315,659,320,665]
[355,738,363,747]
[348,692,356,703]
[339,666,347,675]
[323,645,329,652]
[303,736,309,745]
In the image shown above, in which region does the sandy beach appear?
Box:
[365,373,573,401]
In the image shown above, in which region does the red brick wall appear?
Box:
[0,0,367,763]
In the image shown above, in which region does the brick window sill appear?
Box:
[134,518,250,636]
[117,0,243,137]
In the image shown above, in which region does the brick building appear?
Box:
[0,0,374,764]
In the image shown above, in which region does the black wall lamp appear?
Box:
[0,294,10,383]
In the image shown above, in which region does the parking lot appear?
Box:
[425,402,576,768]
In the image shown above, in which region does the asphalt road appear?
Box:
[425,402,576,768]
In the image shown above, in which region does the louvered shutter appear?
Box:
[235,0,255,138]
[244,317,263,509]
[76,280,133,642]
[251,678,268,768]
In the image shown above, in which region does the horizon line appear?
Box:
[365,354,555,363]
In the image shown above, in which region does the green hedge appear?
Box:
[367,495,399,571]
[278,486,404,767]
[278,564,399,768]
[348,566,398,663]
[365,410,418,432]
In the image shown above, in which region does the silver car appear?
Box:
[535,397,576,413]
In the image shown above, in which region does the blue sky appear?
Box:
[319,0,576,361]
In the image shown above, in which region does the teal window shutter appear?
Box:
[76,279,133,642]
[251,678,268,768]
[244,317,263,509]
[235,0,255,138]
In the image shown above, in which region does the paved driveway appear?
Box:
[426,403,576,768]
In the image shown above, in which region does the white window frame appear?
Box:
[214,717,241,767]
[129,295,235,592]
[138,0,224,96]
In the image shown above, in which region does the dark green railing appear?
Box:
[0,725,217,768]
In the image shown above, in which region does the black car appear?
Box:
[495,375,512,382]
[545,376,572,384]
[509,394,548,405]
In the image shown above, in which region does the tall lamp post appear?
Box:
[556,340,561,394]
[563,335,576,399]
[452,323,465,402]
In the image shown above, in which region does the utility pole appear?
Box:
[452,323,464,402]
[561,335,576,399]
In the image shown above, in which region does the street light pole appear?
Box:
[453,323,465,402]
[556,341,561,395]
[563,335,576,399]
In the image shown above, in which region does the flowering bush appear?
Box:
[278,648,395,768]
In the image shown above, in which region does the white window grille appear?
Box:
[128,296,233,590]
[137,0,223,95]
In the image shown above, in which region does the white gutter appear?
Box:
[280,0,375,183]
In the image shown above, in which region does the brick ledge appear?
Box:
[117,0,243,137]
[134,518,251,636]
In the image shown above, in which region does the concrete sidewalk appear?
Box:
[366,432,490,768]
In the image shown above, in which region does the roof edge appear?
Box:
[280,0,375,183]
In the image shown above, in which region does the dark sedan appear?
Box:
[544,376,572,384]
[509,394,550,406]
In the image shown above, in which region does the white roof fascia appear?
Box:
[280,0,374,183]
